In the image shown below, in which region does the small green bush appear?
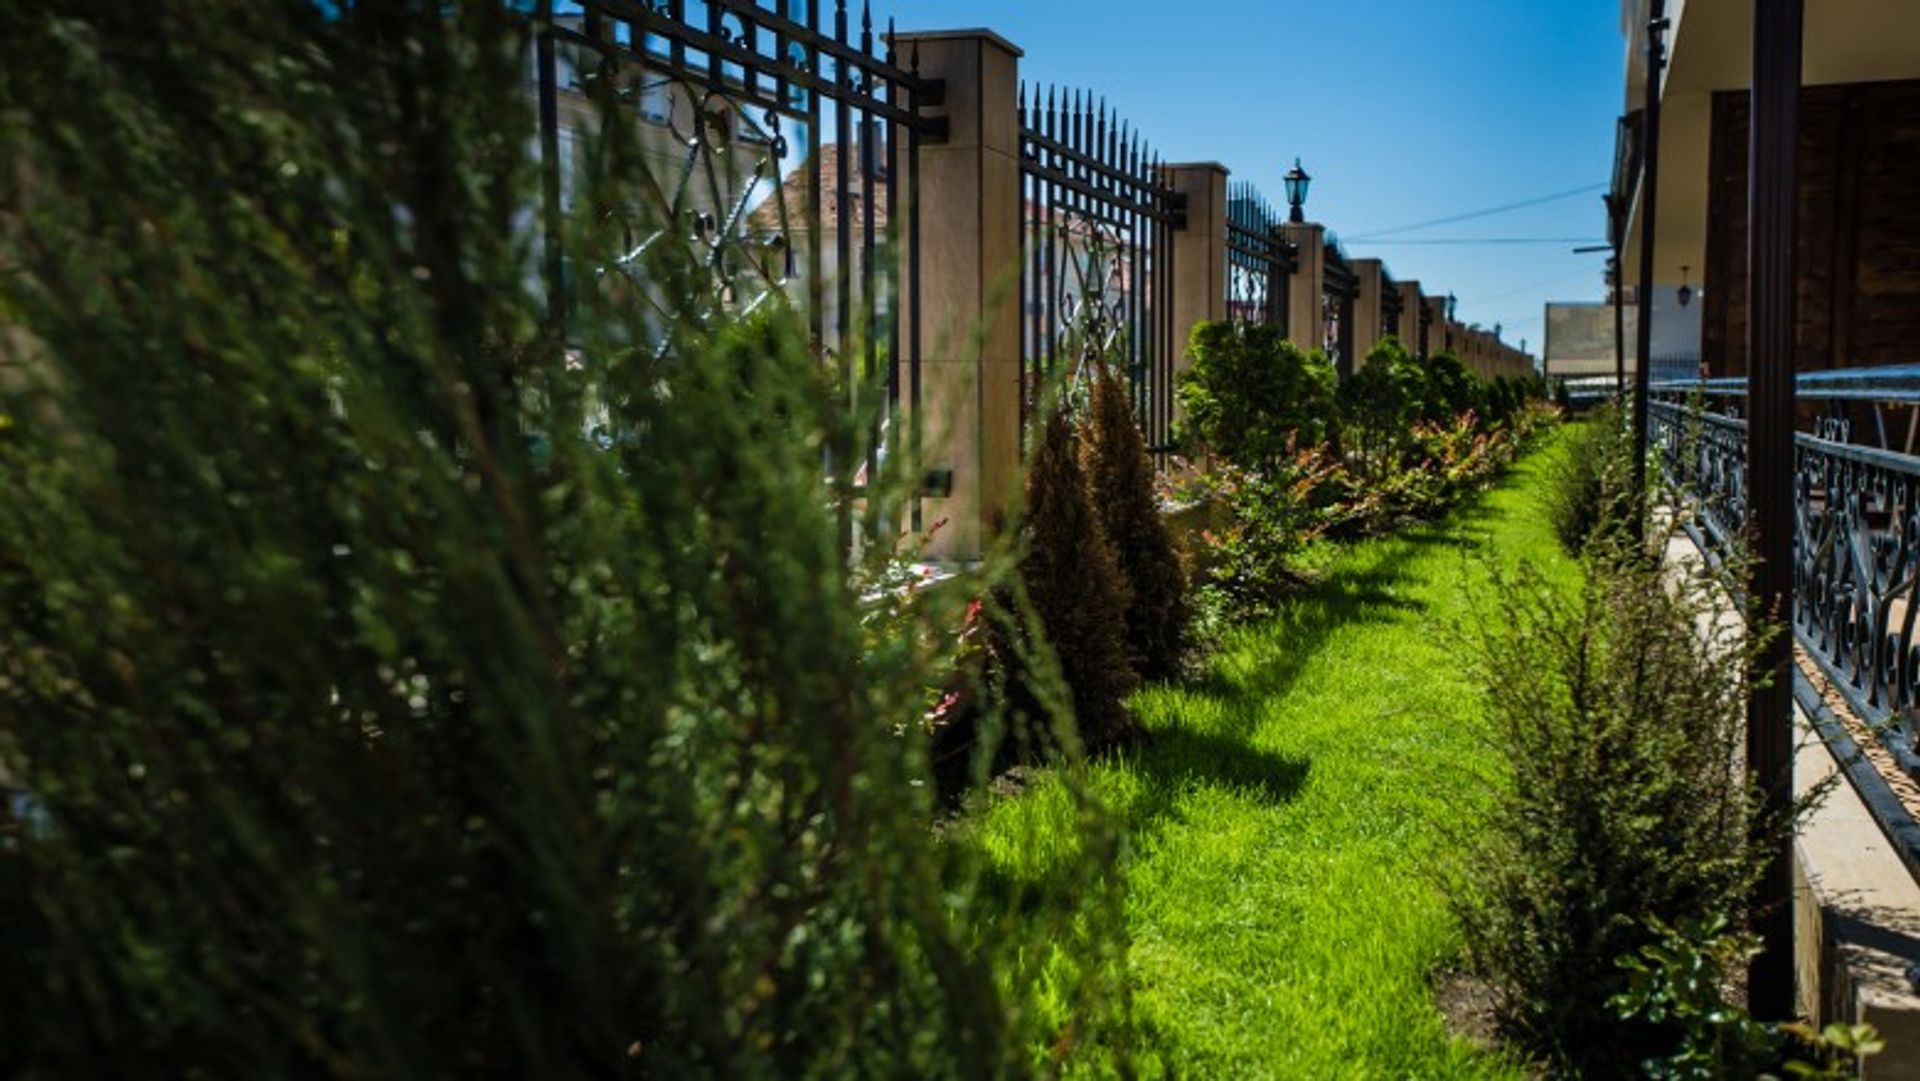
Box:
[1190,455,1329,618]
[1175,321,1337,471]
[1082,365,1191,682]
[1455,531,1806,1075]
[1338,337,1426,480]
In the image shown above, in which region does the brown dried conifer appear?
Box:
[1081,366,1191,681]
[1017,402,1138,749]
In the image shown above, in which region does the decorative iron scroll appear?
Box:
[1017,84,1183,458]
[534,0,940,526]
[1652,397,1920,761]
[1226,181,1294,331]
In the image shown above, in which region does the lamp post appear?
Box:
[1284,158,1311,224]
[1446,291,1457,352]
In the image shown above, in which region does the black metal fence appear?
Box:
[1226,181,1294,331]
[1651,380,1920,779]
[533,0,942,522]
[1017,85,1184,456]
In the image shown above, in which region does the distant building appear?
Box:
[1611,0,1920,378]
[1544,301,1638,390]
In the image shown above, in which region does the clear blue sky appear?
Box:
[893,0,1623,356]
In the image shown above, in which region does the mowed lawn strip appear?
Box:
[965,431,1579,1078]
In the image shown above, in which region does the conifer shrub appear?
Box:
[1081,365,1191,682]
[1453,529,1809,1075]
[1417,348,1482,424]
[1338,337,1431,479]
[0,4,1129,1074]
[1175,320,1337,471]
[1007,404,1139,750]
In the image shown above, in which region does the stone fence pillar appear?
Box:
[895,30,1022,562]
[1279,221,1326,359]
[1164,162,1228,413]
[1351,258,1386,362]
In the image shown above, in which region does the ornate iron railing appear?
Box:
[533,0,943,525]
[1651,391,1920,778]
[1017,85,1184,457]
[1225,181,1294,331]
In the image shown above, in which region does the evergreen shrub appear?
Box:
[1454,529,1808,1075]
[0,4,1128,1074]
[1082,365,1191,682]
[1175,321,1337,471]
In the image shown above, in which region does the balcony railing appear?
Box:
[1651,369,1920,878]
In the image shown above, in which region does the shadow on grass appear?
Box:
[964,458,1543,900]
[1193,479,1514,707]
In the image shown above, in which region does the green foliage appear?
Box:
[1611,918,1887,1080]
[1011,405,1138,750]
[1189,455,1330,618]
[1778,1022,1887,1079]
[1175,321,1337,470]
[1610,916,1775,1079]
[1455,526,1807,1075]
[1544,401,1634,554]
[1082,365,1191,682]
[1420,349,1481,423]
[1338,338,1492,480]
[0,3,1127,1075]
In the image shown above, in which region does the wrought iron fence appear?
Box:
[1017,85,1184,457]
[1651,390,1920,778]
[532,0,943,525]
[1225,181,1294,331]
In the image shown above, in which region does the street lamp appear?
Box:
[1677,264,1693,308]
[1284,158,1311,223]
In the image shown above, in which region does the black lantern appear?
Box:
[1446,291,1457,321]
[1677,265,1693,308]
[1283,158,1311,223]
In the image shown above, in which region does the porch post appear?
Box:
[1746,0,1802,1023]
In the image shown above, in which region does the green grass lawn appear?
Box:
[963,431,1581,1078]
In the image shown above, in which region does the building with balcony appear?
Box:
[1611,0,1920,378]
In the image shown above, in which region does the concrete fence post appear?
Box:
[1163,162,1229,414]
[1280,222,1326,360]
[894,29,1023,562]
[1395,280,1424,349]
[1351,258,1385,362]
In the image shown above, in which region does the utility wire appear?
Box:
[1466,262,1608,306]
[1348,237,1605,245]
[1347,182,1608,240]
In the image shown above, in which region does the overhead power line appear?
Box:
[1466,262,1609,306]
[1348,237,1605,246]
[1347,182,1608,240]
